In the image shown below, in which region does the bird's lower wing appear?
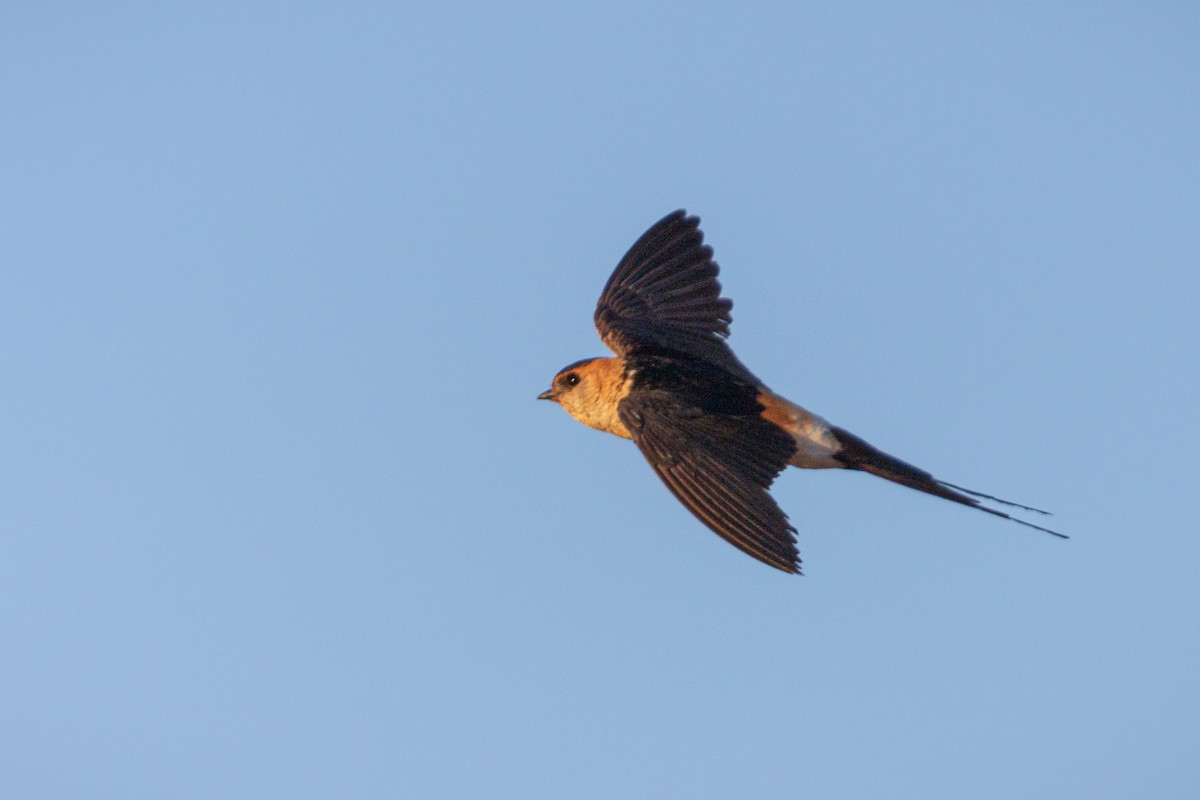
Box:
[618,391,801,573]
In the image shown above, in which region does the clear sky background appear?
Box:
[3,3,1198,798]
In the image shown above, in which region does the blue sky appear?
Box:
[2,3,1198,797]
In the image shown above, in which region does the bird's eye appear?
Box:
[563,373,580,387]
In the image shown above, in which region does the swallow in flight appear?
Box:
[538,210,1066,573]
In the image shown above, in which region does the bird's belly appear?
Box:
[756,391,843,469]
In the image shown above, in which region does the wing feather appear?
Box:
[595,211,759,384]
[618,390,800,573]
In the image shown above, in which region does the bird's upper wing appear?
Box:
[595,210,759,384]
[618,388,800,573]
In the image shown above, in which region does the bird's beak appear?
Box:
[537,389,555,401]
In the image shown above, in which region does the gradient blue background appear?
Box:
[3,3,1197,797]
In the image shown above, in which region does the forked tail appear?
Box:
[830,426,1068,539]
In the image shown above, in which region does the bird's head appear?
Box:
[537,357,631,438]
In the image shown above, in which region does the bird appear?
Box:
[537,210,1066,573]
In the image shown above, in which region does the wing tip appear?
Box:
[781,560,804,575]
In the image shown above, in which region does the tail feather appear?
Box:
[830,426,1068,540]
[938,481,1052,516]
